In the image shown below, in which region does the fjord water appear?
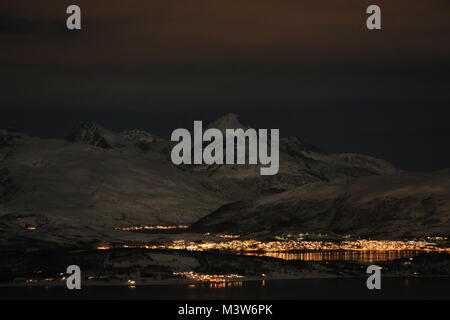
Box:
[1,278,449,300]
[240,250,424,262]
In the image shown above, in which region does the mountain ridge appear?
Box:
[0,114,403,246]
[191,169,450,239]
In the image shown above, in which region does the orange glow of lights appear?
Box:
[96,246,111,250]
[115,225,190,231]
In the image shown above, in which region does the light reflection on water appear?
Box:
[188,281,244,289]
[239,250,425,262]
[3,278,450,299]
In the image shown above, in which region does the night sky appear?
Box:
[1,0,450,171]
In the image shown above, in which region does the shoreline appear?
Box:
[2,274,449,289]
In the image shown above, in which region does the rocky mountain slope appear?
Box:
[0,125,227,245]
[179,114,398,200]
[0,114,399,245]
[191,170,450,239]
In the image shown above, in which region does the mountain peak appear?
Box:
[207,113,247,131]
[66,122,113,149]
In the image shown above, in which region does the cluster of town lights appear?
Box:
[173,271,244,283]
[96,239,450,253]
[115,225,189,231]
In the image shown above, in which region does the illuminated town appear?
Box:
[115,225,190,231]
[110,226,449,253]
[173,272,244,283]
[215,234,241,239]
[96,238,450,253]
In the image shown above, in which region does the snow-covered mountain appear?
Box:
[181,114,398,200]
[191,169,450,239]
[0,114,400,246]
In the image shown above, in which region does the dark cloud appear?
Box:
[0,0,449,171]
[0,14,37,35]
[1,0,450,66]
